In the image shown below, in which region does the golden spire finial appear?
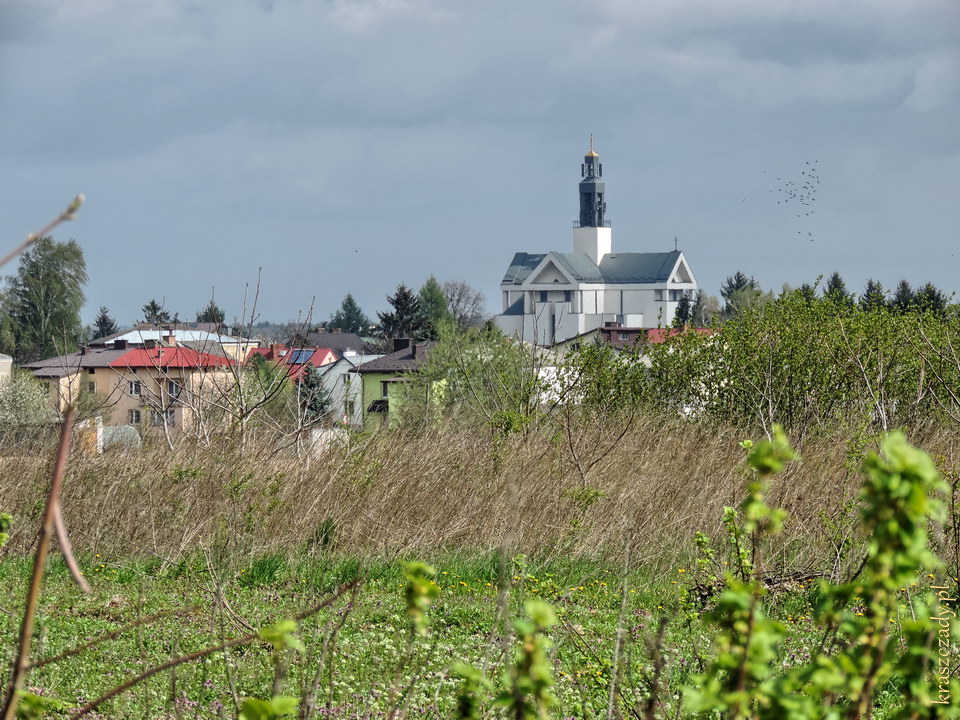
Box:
[585,134,599,158]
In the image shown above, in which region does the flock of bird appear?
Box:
[765,160,820,240]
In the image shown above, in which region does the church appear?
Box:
[494,144,698,346]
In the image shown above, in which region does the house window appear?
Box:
[128,409,141,424]
[129,381,141,396]
[167,380,182,400]
[381,381,390,398]
[150,409,175,426]
[654,289,664,301]
[87,368,95,375]
[87,381,96,394]
[618,332,629,341]
[669,289,682,301]
[564,290,572,302]
[539,291,547,302]
[345,400,355,419]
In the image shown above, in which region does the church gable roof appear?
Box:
[598,250,682,284]
[501,250,684,286]
[501,252,547,285]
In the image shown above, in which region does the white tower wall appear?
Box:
[573,226,612,265]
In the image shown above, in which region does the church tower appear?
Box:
[573,137,612,265]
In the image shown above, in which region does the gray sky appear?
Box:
[1,0,958,325]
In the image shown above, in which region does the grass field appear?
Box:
[0,550,921,719]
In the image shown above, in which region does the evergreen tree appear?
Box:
[859,280,887,312]
[417,276,452,340]
[141,299,173,324]
[824,272,853,308]
[195,298,225,325]
[690,290,721,327]
[93,306,119,339]
[329,294,371,335]
[797,283,817,304]
[890,280,914,314]
[376,284,423,341]
[720,272,759,314]
[914,282,948,316]
[297,364,331,423]
[673,291,692,328]
[8,236,87,363]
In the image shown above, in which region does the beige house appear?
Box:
[23,338,237,434]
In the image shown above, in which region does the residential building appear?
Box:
[23,337,236,432]
[90,323,256,361]
[318,350,384,427]
[298,329,369,357]
[495,143,698,346]
[353,340,435,429]
[246,343,337,381]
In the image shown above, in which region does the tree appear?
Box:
[0,371,51,425]
[797,283,817,304]
[417,276,452,340]
[376,284,423,340]
[673,292,693,328]
[824,272,853,308]
[859,280,887,312]
[720,272,759,315]
[196,298,225,325]
[890,280,914,314]
[690,290,721,327]
[297,364,331,423]
[914,282,948,316]
[7,236,87,363]
[328,294,370,335]
[442,280,486,329]
[93,306,119,339]
[141,299,173,324]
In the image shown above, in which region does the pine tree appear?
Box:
[859,280,887,312]
[329,294,371,335]
[890,280,914,313]
[93,306,119,339]
[673,292,692,328]
[797,283,817,304]
[720,272,759,314]
[9,236,87,363]
[376,284,423,341]
[141,299,172,324]
[297,364,331,422]
[417,276,452,340]
[913,282,948,316]
[824,272,853,308]
[196,299,225,325]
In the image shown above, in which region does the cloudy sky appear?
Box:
[1,0,957,325]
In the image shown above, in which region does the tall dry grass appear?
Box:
[1,414,957,576]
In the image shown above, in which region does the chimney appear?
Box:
[332,328,341,334]
[270,343,283,356]
[162,333,176,346]
[144,339,157,350]
[392,338,411,353]
[79,346,88,356]
[114,339,127,350]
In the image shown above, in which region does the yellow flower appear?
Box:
[677,569,686,573]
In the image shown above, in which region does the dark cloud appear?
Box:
[0,0,958,322]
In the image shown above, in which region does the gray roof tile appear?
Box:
[501,250,681,285]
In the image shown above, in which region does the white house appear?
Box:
[319,350,383,427]
[495,144,698,346]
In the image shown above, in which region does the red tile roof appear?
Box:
[110,347,235,369]
[245,346,336,382]
[646,327,714,344]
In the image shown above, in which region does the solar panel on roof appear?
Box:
[291,349,313,365]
